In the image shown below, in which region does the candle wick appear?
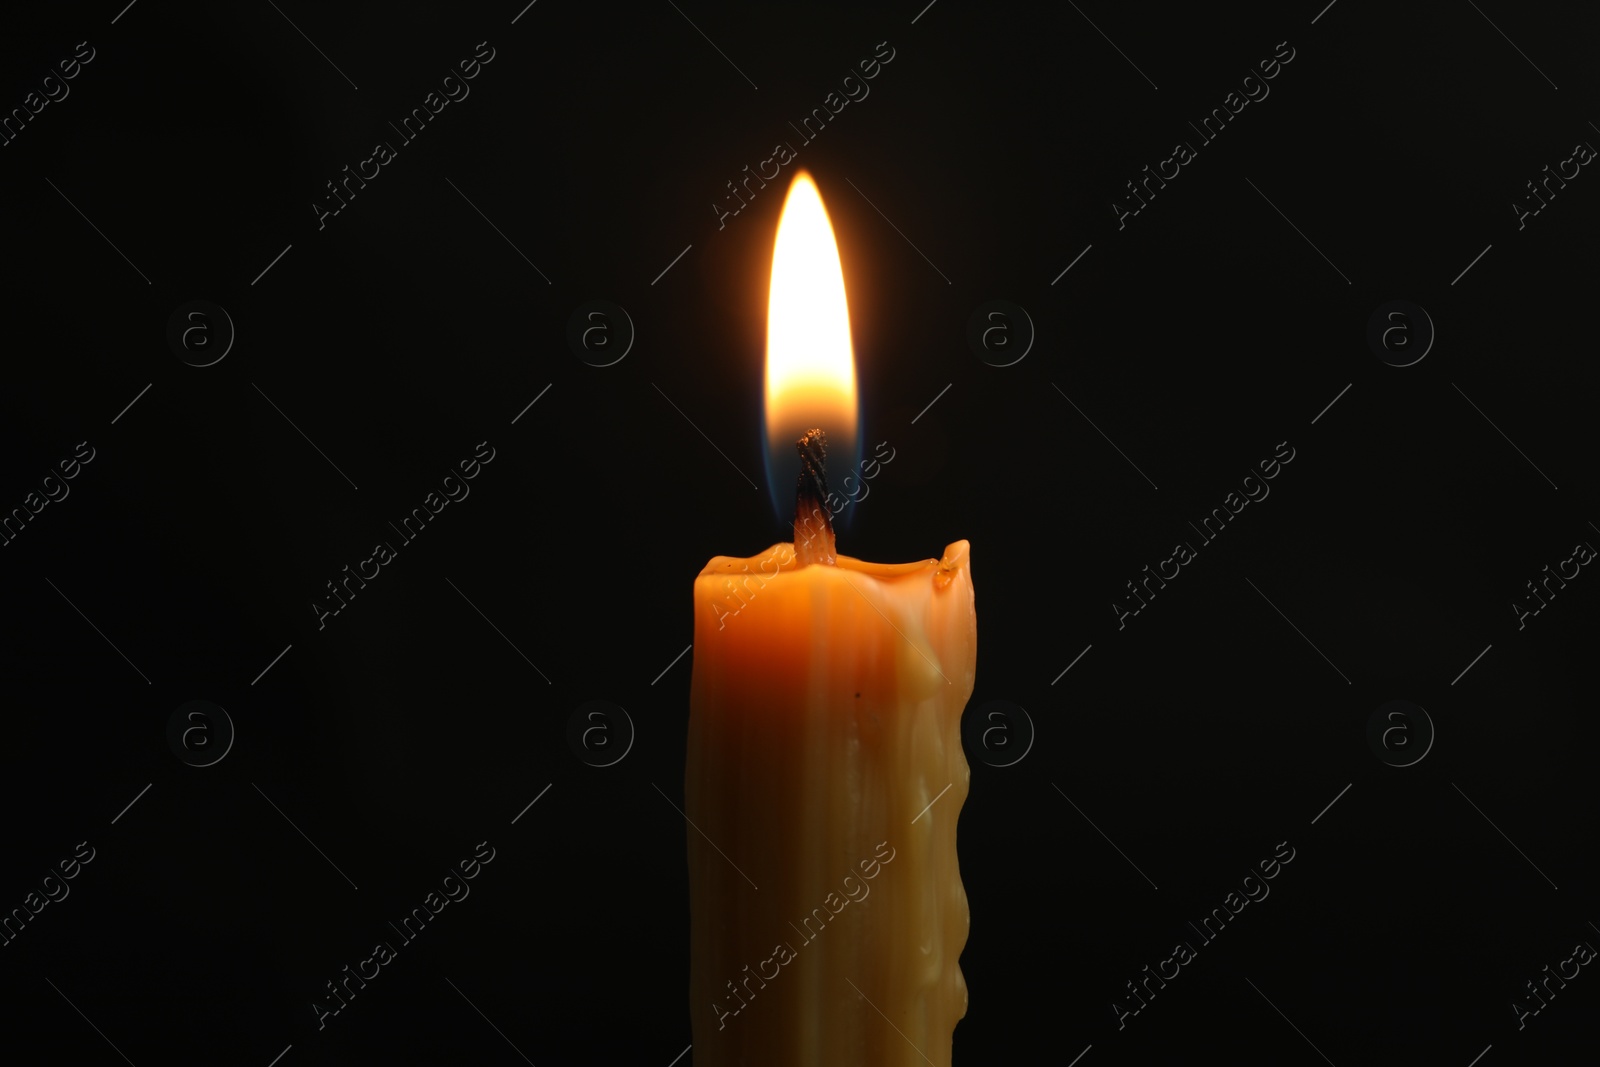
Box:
[793,427,836,566]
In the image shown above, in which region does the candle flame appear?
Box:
[764,172,858,515]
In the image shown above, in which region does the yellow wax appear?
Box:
[685,539,976,1066]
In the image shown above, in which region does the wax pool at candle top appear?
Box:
[685,540,975,1067]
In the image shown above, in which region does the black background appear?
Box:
[2,1,1597,1064]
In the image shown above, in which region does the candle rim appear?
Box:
[697,540,970,582]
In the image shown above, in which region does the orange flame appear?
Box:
[764,172,857,462]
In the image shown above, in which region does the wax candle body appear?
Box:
[685,539,975,1066]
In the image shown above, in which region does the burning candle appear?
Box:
[684,172,975,1066]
